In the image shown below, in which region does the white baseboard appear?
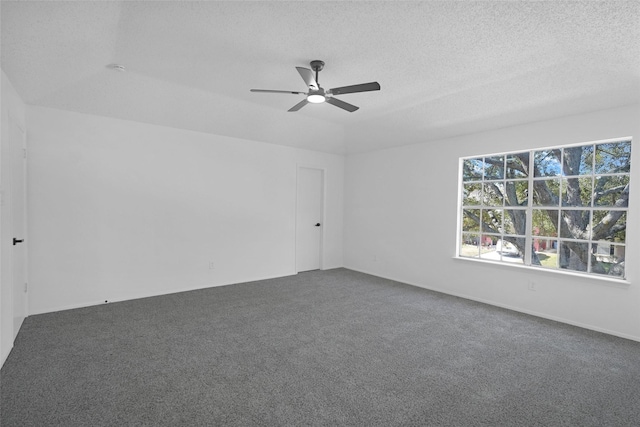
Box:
[344,265,640,343]
[27,271,297,316]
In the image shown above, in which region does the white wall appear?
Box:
[345,104,640,341]
[1,70,27,366]
[27,106,344,315]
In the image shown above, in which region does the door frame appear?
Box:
[11,114,28,333]
[1,111,28,363]
[295,165,326,273]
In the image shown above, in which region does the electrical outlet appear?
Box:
[373,255,377,262]
[528,280,537,291]
[209,262,215,270]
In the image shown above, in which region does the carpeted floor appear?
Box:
[1,268,639,426]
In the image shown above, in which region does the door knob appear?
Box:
[315,223,321,227]
[13,238,24,245]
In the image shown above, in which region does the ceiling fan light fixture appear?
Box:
[307,93,326,103]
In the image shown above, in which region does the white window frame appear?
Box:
[456,136,632,280]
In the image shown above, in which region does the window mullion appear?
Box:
[524,150,534,266]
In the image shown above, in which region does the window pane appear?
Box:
[534,149,561,177]
[506,152,529,178]
[462,183,482,205]
[479,247,498,261]
[462,158,484,181]
[595,141,631,174]
[563,145,593,176]
[559,210,590,239]
[504,180,528,206]
[482,209,502,234]
[593,175,629,207]
[483,182,503,206]
[493,238,525,264]
[561,177,592,207]
[559,241,588,272]
[477,235,500,261]
[504,209,527,235]
[460,233,481,257]
[512,237,526,261]
[484,156,504,180]
[533,178,560,206]
[462,209,481,232]
[591,210,626,243]
[590,243,625,277]
[532,209,558,238]
[482,234,498,246]
[534,239,558,269]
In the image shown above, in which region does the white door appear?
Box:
[10,117,27,337]
[296,167,323,272]
[0,126,13,360]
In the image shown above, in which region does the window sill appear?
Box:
[452,256,631,288]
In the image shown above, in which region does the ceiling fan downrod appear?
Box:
[310,60,324,86]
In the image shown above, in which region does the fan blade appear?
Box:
[296,67,319,91]
[328,82,380,96]
[326,97,359,112]
[288,99,309,112]
[251,89,306,95]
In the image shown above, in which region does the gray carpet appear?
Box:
[1,268,639,426]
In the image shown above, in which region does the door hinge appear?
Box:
[23,148,27,159]
[24,282,28,293]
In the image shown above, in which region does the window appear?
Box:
[458,138,631,279]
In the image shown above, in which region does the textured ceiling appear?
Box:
[2,1,639,154]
